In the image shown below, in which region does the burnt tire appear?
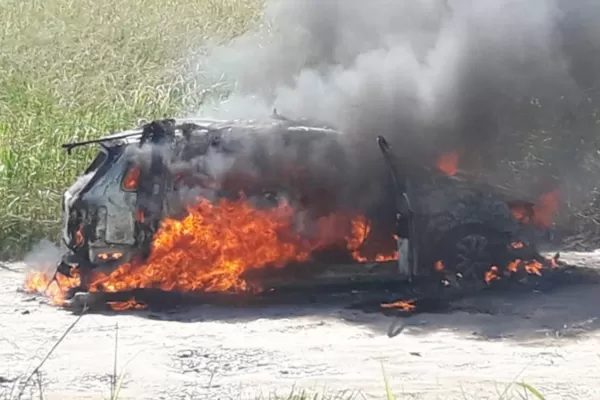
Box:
[432,223,510,284]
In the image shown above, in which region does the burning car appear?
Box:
[39,114,557,306]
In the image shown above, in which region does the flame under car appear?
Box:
[51,116,555,301]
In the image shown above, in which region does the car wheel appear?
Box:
[433,223,509,285]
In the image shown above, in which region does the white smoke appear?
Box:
[23,239,62,274]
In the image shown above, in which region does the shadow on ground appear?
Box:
[64,278,600,344]
[365,283,600,341]
[12,252,600,343]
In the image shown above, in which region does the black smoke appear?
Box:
[189,0,600,233]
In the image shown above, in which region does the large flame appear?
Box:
[24,196,398,307]
[532,189,560,228]
[509,189,561,228]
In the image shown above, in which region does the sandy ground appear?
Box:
[2,252,600,400]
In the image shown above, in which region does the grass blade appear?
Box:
[515,382,545,400]
[380,363,395,400]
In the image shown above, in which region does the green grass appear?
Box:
[0,0,264,259]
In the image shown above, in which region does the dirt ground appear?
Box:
[2,252,600,400]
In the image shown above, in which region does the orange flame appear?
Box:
[98,252,123,261]
[437,151,458,176]
[486,252,557,286]
[91,198,329,294]
[107,298,147,311]
[507,259,520,273]
[23,270,80,306]
[434,260,445,272]
[510,190,560,228]
[381,299,416,311]
[509,204,531,224]
[533,189,560,228]
[74,226,84,246]
[122,166,140,191]
[24,197,398,308]
[347,217,398,262]
[524,260,543,276]
[135,209,145,223]
[484,265,500,285]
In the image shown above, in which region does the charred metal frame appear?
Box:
[376,136,418,279]
[375,135,555,288]
[48,116,555,295]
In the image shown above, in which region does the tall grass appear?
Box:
[0,0,264,259]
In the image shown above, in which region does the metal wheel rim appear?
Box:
[453,234,493,280]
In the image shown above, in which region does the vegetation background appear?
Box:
[0,0,265,259]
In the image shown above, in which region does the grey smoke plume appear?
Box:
[191,0,600,211]
[24,239,62,274]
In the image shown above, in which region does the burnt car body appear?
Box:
[54,116,551,291]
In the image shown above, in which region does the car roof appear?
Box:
[98,116,341,147]
[95,117,541,205]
